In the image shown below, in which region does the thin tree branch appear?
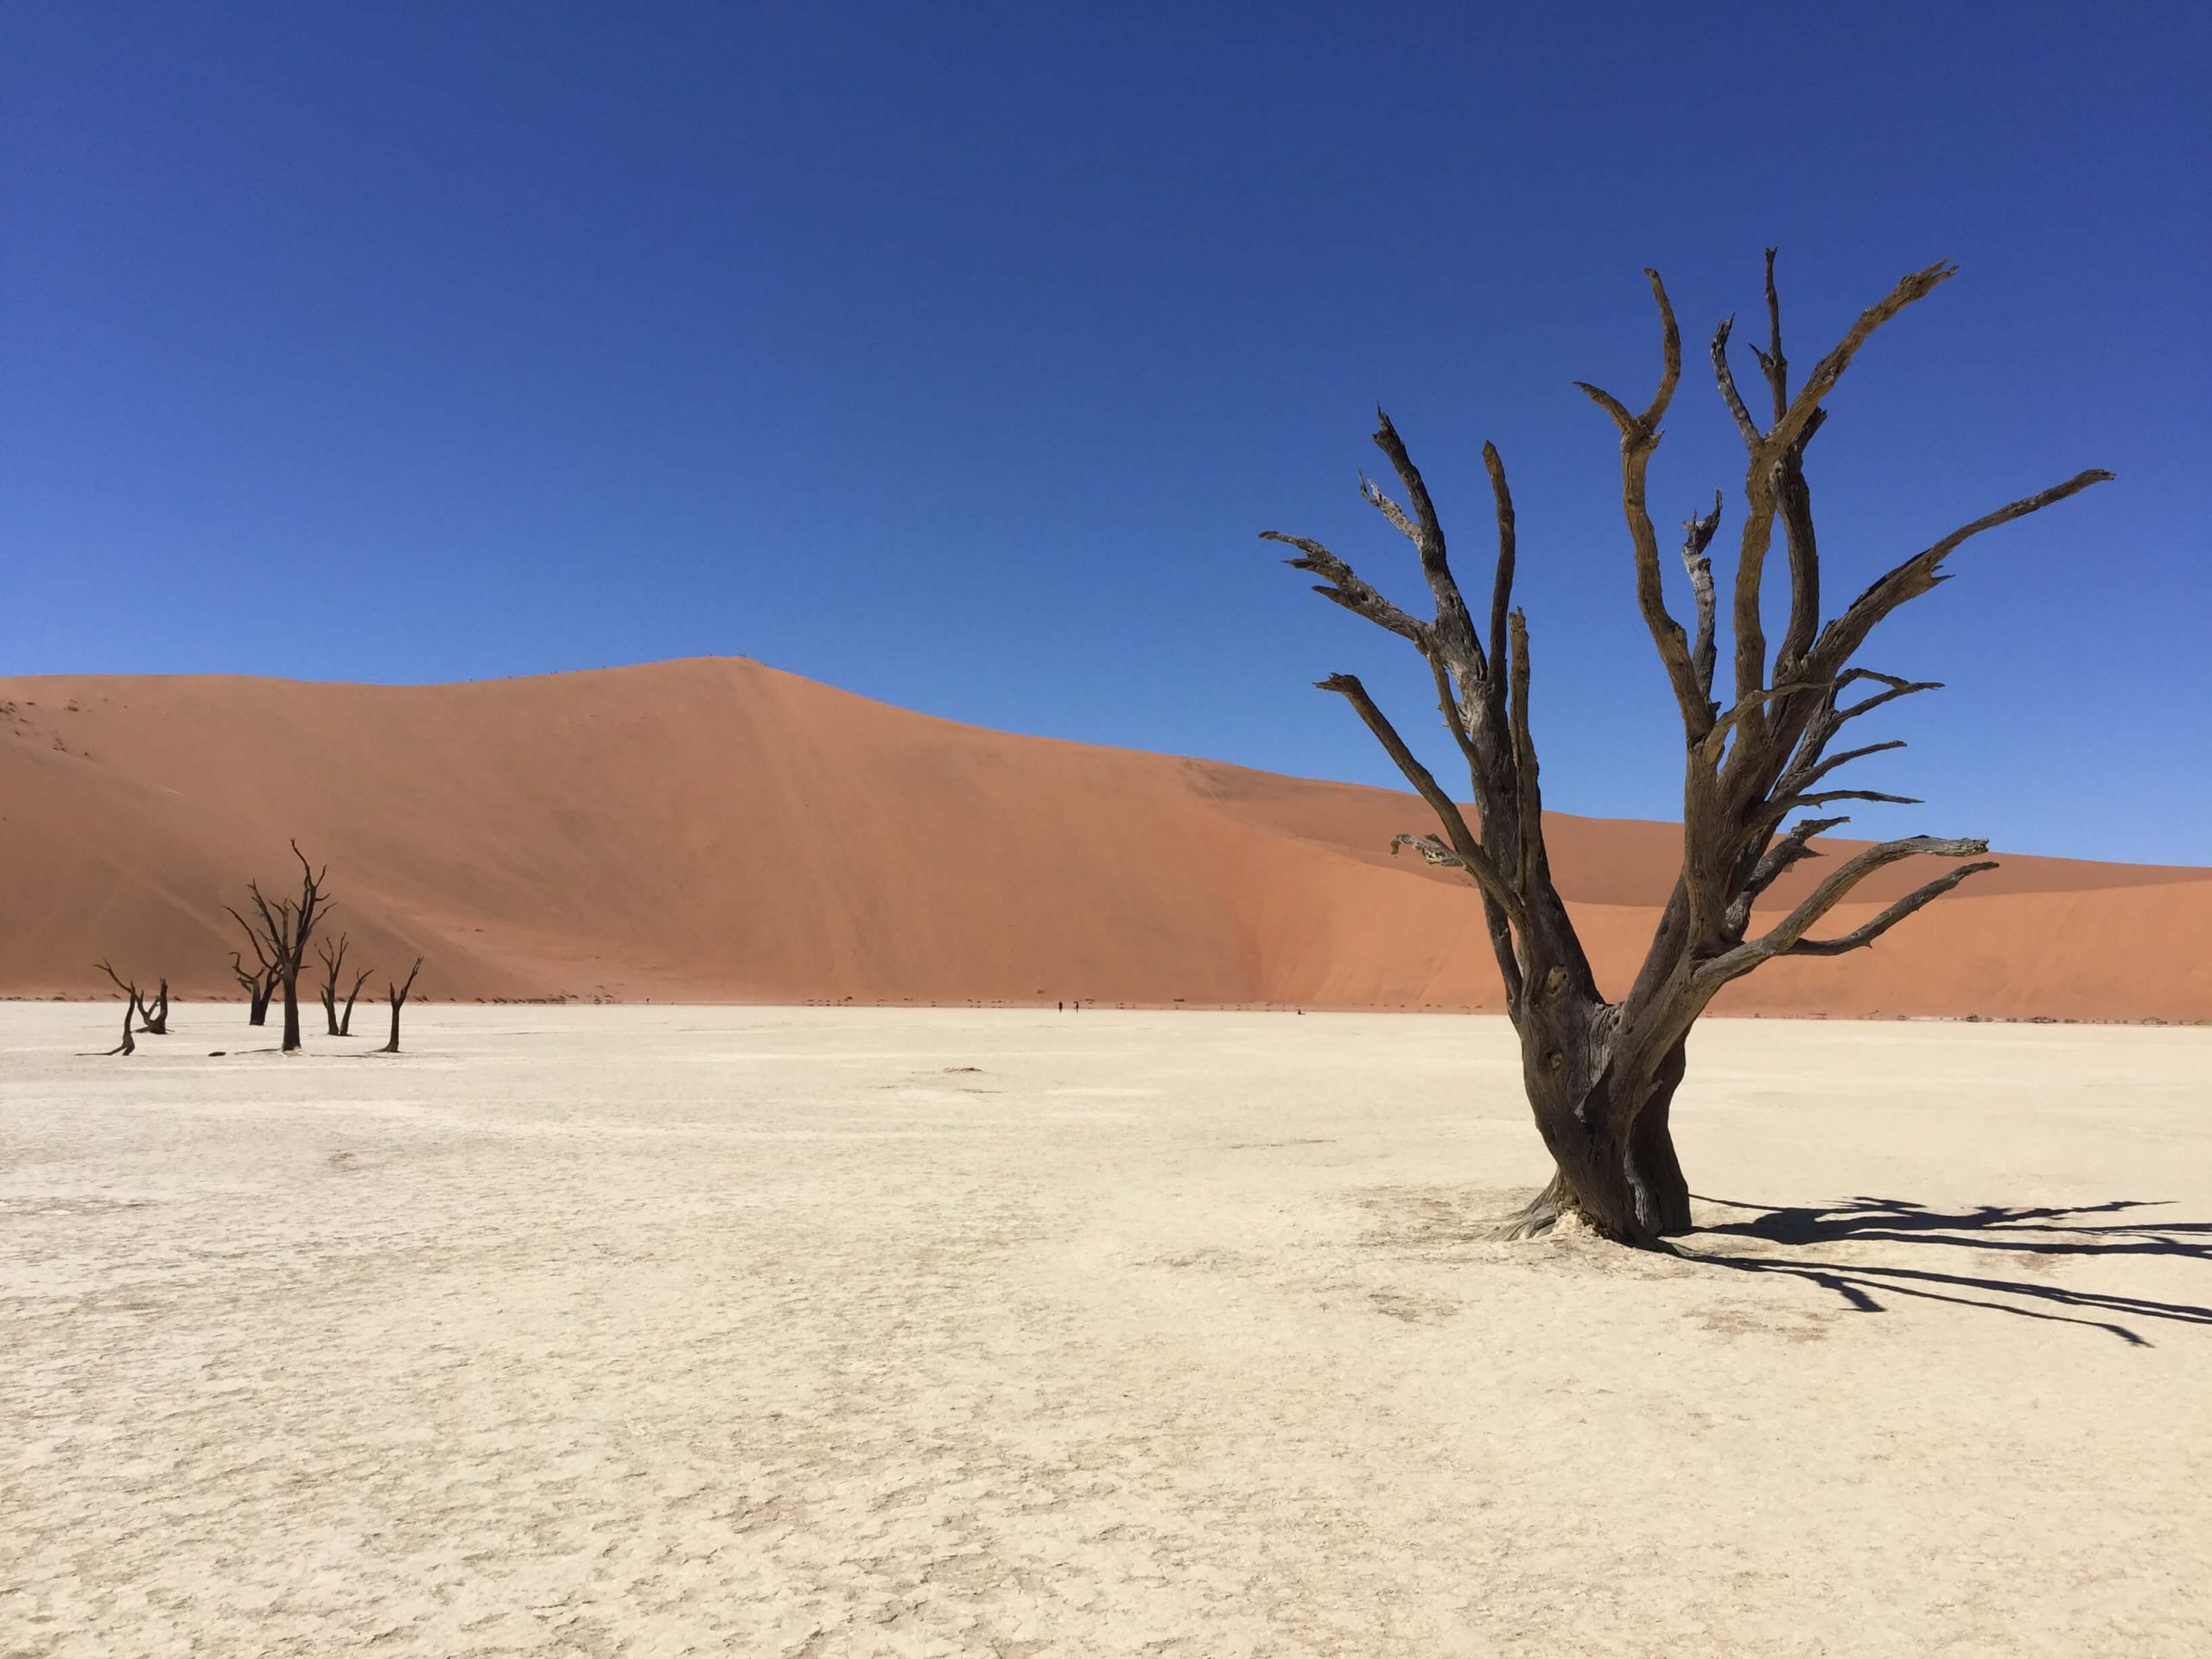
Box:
[1391,832,1460,866]
[1427,653,1485,778]
[1370,410,1485,677]
[1785,861,2000,954]
[1784,788,1924,809]
[1317,672,1527,935]
[1711,316,1761,445]
[1262,533,1428,646]
[1358,473,1421,545]
[1699,678,1830,761]
[1770,260,1955,454]
[1790,738,1907,795]
[1637,266,1681,430]
[1481,442,1516,690]
[1837,671,1943,723]
[1732,259,1957,715]
[1577,269,1709,739]
[1811,469,2115,674]
[1759,245,1789,423]
[1506,611,1546,889]
[1724,815,1855,938]
[1680,491,1723,700]
[1701,835,1991,985]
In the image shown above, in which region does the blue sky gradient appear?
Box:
[4,2,2206,861]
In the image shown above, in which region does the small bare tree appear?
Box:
[381,958,423,1053]
[340,958,374,1036]
[95,961,140,1056]
[225,842,332,1054]
[226,943,279,1027]
[1267,253,2109,1246]
[140,978,169,1035]
[94,960,166,1035]
[315,932,368,1036]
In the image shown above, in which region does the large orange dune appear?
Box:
[2,657,2203,1020]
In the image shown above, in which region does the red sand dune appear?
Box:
[2,657,2204,1020]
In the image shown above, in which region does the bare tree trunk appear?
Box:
[382,958,423,1053]
[315,933,351,1035]
[340,968,372,1036]
[106,1000,137,1056]
[1627,1043,1692,1236]
[279,970,302,1052]
[229,946,278,1026]
[141,979,170,1035]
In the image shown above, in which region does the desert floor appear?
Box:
[3,1005,2207,1657]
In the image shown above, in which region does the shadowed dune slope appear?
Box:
[2,657,2204,1020]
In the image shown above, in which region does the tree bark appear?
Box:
[279,971,302,1052]
[1627,1042,1692,1236]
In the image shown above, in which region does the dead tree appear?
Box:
[381,958,423,1053]
[140,978,169,1035]
[1266,252,2109,1247]
[225,842,332,1053]
[340,959,374,1036]
[95,962,140,1055]
[315,932,355,1036]
[226,941,279,1027]
[96,961,149,1033]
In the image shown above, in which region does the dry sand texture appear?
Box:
[4,1002,2208,1656]
[4,658,2208,1020]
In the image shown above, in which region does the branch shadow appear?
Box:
[1681,1195,2212,1347]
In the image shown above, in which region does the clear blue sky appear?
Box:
[5,2,2206,863]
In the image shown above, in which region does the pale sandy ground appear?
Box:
[3,1005,2207,1658]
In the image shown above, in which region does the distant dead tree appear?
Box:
[315,933,374,1036]
[226,950,278,1026]
[225,842,332,1053]
[95,961,141,1055]
[96,962,167,1034]
[1267,251,2109,1247]
[381,958,423,1053]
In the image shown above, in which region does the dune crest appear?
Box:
[2,658,2203,1020]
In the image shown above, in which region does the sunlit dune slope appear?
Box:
[2,658,2202,1019]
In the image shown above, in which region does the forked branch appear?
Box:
[1576,269,1709,738]
[1811,470,2115,674]
[1703,835,1993,984]
[1783,861,2002,954]
[1262,533,1428,647]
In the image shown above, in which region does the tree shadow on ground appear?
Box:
[1681,1196,2212,1346]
